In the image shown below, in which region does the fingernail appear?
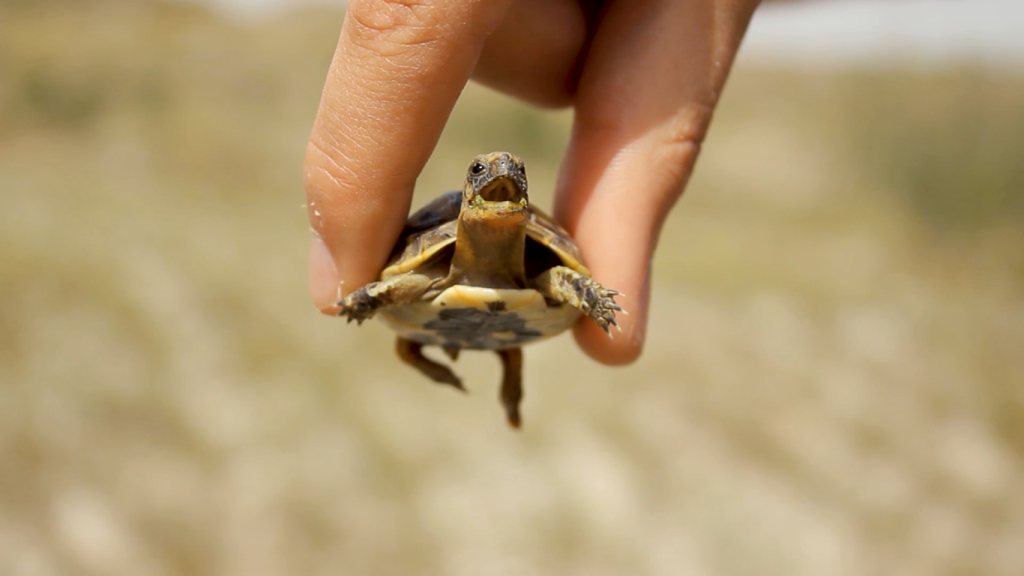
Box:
[309,233,341,315]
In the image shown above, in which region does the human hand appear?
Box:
[305,0,761,365]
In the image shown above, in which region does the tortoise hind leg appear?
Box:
[396,338,464,392]
[497,348,524,429]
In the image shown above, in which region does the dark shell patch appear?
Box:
[423,306,542,349]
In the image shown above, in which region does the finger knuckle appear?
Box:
[650,102,714,189]
[345,0,454,55]
[655,102,712,155]
[650,139,699,192]
[304,135,359,200]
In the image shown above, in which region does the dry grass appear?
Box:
[1,2,1022,575]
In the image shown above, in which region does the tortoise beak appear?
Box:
[472,175,527,212]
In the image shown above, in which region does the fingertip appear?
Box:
[573,323,643,366]
[572,289,646,366]
[309,234,342,315]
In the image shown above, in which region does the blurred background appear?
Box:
[2,0,1022,574]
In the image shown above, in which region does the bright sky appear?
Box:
[205,0,1024,67]
[744,0,1024,66]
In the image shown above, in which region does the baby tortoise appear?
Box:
[338,152,621,428]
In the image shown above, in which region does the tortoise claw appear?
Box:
[442,345,461,362]
[610,317,623,334]
[572,278,623,336]
[337,285,383,324]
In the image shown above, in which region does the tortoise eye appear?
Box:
[470,162,486,176]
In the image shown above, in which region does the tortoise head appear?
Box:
[461,152,529,226]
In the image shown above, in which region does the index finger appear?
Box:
[305,0,513,311]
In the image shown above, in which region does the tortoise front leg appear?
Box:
[497,347,523,429]
[336,272,436,324]
[396,338,464,391]
[530,266,622,333]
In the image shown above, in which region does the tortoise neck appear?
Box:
[450,215,527,289]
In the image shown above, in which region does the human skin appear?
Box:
[305,0,762,365]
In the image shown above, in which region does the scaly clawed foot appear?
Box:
[336,284,383,325]
[569,276,623,335]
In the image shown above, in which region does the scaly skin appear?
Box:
[530,266,622,333]
[336,272,437,324]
